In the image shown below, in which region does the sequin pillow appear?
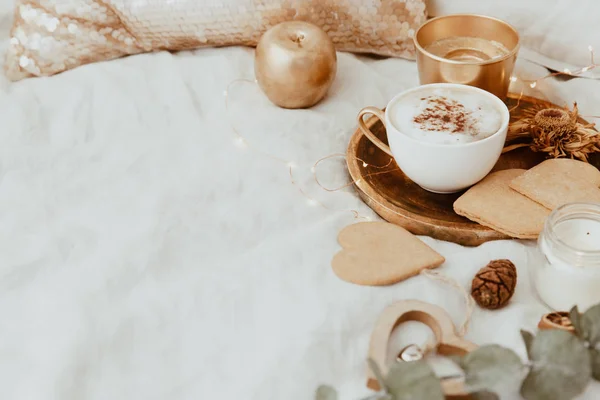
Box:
[5,0,427,81]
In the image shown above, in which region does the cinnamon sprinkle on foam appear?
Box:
[413,96,478,135]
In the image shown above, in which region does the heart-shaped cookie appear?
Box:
[509,159,600,210]
[332,222,445,286]
[367,300,477,397]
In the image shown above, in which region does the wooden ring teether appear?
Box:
[366,300,477,397]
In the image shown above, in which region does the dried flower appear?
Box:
[505,103,600,162]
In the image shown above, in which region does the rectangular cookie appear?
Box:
[454,169,551,239]
[509,159,600,210]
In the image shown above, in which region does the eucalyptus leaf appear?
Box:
[520,330,591,400]
[367,359,388,392]
[521,330,534,360]
[590,348,600,381]
[581,304,600,345]
[569,306,584,338]
[457,344,524,393]
[448,354,464,369]
[384,359,444,400]
[315,385,338,400]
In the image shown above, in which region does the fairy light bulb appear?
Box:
[530,82,537,88]
[564,68,571,74]
[234,136,246,147]
[589,45,594,52]
[510,76,517,82]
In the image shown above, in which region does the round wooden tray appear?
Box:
[347,93,600,246]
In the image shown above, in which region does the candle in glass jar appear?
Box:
[533,203,600,312]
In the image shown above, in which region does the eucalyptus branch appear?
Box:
[316,302,600,400]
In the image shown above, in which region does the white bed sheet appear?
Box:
[2,12,600,400]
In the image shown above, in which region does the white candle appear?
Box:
[534,204,600,312]
[554,218,600,251]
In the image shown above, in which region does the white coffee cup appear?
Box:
[357,83,510,194]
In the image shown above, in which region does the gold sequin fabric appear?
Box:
[6,0,426,81]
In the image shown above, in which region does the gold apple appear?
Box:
[255,21,337,109]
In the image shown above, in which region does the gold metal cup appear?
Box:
[414,14,520,99]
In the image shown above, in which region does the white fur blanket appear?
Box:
[1,3,600,399]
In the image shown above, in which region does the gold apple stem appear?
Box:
[291,32,305,46]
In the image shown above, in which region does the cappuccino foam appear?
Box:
[390,87,503,145]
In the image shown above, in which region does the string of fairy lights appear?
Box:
[225,45,598,222]
[508,46,597,113]
[519,45,596,89]
[225,79,373,220]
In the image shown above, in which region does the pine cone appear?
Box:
[471,259,517,309]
